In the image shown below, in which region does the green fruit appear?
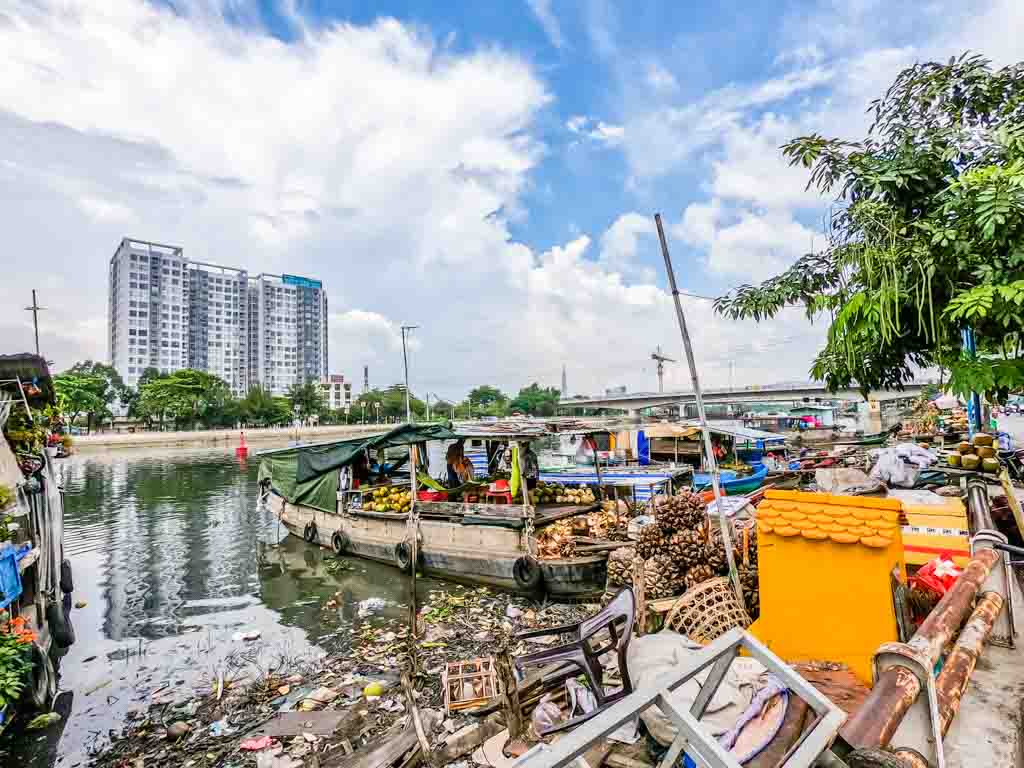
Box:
[982,458,1000,473]
[947,454,961,467]
[961,454,980,470]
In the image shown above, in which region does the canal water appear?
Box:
[4,448,445,768]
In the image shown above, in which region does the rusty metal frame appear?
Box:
[969,529,1015,648]
[870,642,945,768]
[510,628,846,768]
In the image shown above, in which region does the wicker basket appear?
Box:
[665,577,751,644]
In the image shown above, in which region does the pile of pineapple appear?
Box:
[529,481,596,506]
[367,485,412,513]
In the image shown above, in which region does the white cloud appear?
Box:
[526,0,565,49]
[598,212,656,279]
[77,196,133,222]
[566,115,625,147]
[679,202,817,281]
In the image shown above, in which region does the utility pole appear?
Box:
[401,325,418,423]
[651,345,675,393]
[24,290,46,357]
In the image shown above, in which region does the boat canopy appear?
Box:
[258,422,459,512]
[643,421,785,448]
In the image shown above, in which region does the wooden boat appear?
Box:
[693,466,769,495]
[266,493,607,599]
[831,432,889,447]
[259,423,610,599]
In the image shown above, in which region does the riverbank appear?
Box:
[73,423,386,451]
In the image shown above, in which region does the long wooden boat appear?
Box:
[266,492,607,599]
[693,465,769,495]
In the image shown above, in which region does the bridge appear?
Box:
[560,380,936,414]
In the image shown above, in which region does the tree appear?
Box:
[354,386,426,422]
[57,360,128,431]
[136,369,233,429]
[242,386,290,426]
[287,381,324,419]
[715,53,1024,401]
[53,372,105,432]
[510,383,561,416]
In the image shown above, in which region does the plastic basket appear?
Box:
[0,548,23,610]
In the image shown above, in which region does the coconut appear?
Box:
[947,454,962,467]
[961,453,981,470]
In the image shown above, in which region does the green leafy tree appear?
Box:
[241,386,290,426]
[53,372,106,432]
[286,381,324,419]
[56,360,129,431]
[136,369,233,430]
[715,53,1024,401]
[509,383,561,416]
[354,386,426,422]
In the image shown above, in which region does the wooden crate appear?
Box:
[442,657,498,714]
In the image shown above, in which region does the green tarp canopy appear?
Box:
[258,423,460,513]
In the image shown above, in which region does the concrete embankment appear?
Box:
[73,423,385,451]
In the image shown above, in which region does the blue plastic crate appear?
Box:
[0,548,23,610]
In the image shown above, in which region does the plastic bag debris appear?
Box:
[358,597,386,617]
[530,693,565,736]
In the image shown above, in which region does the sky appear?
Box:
[0,0,1021,402]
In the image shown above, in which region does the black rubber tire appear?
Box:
[60,559,74,594]
[27,642,56,710]
[47,600,75,649]
[846,748,912,768]
[331,531,348,555]
[303,522,318,544]
[513,555,543,591]
[394,541,413,573]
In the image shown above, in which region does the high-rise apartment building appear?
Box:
[109,239,191,390]
[188,262,250,394]
[249,274,329,395]
[108,238,328,396]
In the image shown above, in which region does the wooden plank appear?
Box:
[999,469,1024,539]
[534,504,600,527]
[325,710,438,768]
[646,593,685,614]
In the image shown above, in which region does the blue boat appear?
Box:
[692,465,768,495]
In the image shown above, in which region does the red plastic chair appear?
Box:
[513,588,636,735]
[485,479,514,505]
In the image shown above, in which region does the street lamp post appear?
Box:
[401,325,418,423]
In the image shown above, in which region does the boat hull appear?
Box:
[268,493,606,600]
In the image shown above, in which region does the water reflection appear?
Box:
[4,449,442,768]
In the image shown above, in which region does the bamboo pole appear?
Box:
[654,213,743,604]
[633,556,646,636]
[408,443,419,640]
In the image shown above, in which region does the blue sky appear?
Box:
[1,0,1020,399]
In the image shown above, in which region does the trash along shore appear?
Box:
[88,578,595,768]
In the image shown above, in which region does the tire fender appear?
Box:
[394,541,413,573]
[47,600,75,649]
[331,531,349,555]
[60,559,74,594]
[27,642,56,710]
[303,522,318,544]
[513,555,544,591]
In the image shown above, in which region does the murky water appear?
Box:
[4,448,443,768]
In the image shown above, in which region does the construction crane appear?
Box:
[651,345,675,393]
